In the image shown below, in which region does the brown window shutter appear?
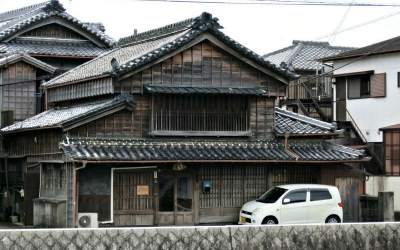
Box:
[370,73,386,97]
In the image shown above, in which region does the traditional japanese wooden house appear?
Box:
[0,0,114,225]
[1,12,370,227]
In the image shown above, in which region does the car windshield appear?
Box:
[257,187,288,203]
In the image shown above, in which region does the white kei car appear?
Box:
[239,184,343,225]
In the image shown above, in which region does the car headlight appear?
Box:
[252,208,262,216]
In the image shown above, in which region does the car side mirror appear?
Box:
[283,198,290,204]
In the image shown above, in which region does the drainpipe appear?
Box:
[72,161,87,228]
[5,154,10,207]
[284,132,299,161]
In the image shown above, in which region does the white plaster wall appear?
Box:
[334,52,400,142]
[365,176,400,211]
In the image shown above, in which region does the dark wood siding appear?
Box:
[66,94,150,138]
[47,77,113,103]
[2,61,37,122]
[115,40,285,96]
[198,163,321,223]
[249,96,275,138]
[4,129,62,156]
[20,23,87,40]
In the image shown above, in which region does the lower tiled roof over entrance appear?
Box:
[60,138,368,162]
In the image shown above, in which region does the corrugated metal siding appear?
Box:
[370,73,386,97]
[47,77,113,103]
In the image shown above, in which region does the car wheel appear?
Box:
[325,215,340,224]
[262,217,277,225]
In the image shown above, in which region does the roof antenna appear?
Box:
[111,58,119,71]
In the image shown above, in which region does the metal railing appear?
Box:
[153,110,249,132]
[334,101,384,171]
[288,76,333,100]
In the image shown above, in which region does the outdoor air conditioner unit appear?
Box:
[77,213,98,228]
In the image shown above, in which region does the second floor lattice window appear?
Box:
[151,95,250,136]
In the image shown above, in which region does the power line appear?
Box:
[329,0,354,44]
[314,10,400,40]
[129,0,400,6]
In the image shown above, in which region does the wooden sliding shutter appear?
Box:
[370,73,386,97]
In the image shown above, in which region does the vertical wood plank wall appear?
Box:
[113,170,154,226]
[20,23,87,40]
[66,94,150,138]
[4,129,62,156]
[2,61,37,122]
[116,40,286,97]
[198,164,322,224]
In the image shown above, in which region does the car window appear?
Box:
[282,189,307,204]
[310,188,332,201]
[257,187,288,203]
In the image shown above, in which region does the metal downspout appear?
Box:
[284,132,299,161]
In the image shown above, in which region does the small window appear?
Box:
[310,188,332,201]
[398,72,400,88]
[283,189,307,204]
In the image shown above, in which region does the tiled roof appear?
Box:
[0,40,110,57]
[42,31,188,87]
[144,85,267,95]
[1,93,136,133]
[264,40,355,71]
[0,51,56,73]
[59,138,367,162]
[321,35,400,61]
[0,0,115,47]
[275,107,341,135]
[42,12,298,88]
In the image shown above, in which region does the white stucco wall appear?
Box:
[365,176,400,211]
[333,52,400,142]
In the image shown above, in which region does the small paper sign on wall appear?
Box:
[137,185,149,196]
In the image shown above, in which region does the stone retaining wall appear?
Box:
[1,223,400,250]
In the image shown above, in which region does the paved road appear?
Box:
[0,222,24,229]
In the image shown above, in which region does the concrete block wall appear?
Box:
[1,223,400,249]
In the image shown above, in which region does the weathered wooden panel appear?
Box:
[335,177,359,222]
[117,40,285,94]
[113,169,154,226]
[47,77,113,103]
[4,129,62,156]
[249,96,275,138]
[20,23,87,40]
[66,94,150,138]
[198,164,322,223]
[78,194,111,221]
[2,61,37,122]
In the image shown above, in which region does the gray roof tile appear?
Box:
[0,1,115,47]
[1,93,136,133]
[264,40,356,71]
[144,85,267,95]
[0,40,111,57]
[0,51,57,72]
[275,107,341,135]
[42,31,188,87]
[43,12,298,88]
[59,138,367,162]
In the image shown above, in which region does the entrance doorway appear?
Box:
[158,172,194,225]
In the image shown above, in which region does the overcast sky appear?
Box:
[1,0,400,54]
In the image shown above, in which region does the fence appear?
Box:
[2,223,400,249]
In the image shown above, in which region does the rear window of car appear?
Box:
[310,188,332,201]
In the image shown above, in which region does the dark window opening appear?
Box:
[310,188,332,201]
[348,75,370,99]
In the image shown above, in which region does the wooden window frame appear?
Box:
[150,94,251,137]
